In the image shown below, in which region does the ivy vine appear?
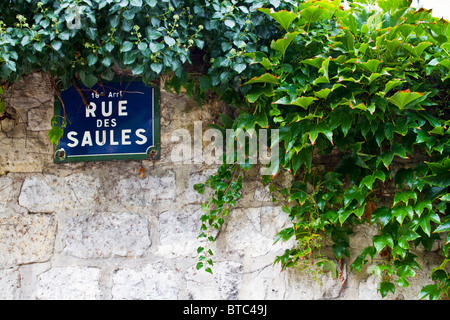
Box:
[0,0,449,299]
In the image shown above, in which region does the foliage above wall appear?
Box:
[0,0,449,299]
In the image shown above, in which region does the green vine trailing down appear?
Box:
[0,0,449,299]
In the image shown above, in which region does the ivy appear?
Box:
[1,0,450,300]
[197,0,450,300]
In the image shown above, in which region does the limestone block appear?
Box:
[156,207,203,257]
[18,173,100,212]
[62,212,151,259]
[112,263,180,300]
[0,268,20,299]
[0,214,56,267]
[224,206,293,258]
[184,169,218,204]
[27,106,53,131]
[239,262,288,300]
[6,73,53,120]
[185,261,243,300]
[109,170,176,208]
[36,267,103,300]
[0,176,22,213]
[0,131,52,175]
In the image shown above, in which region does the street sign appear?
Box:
[53,78,160,163]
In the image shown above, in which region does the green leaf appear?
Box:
[378,281,395,298]
[120,41,134,53]
[259,9,298,32]
[422,159,450,187]
[402,41,432,58]
[393,191,417,206]
[164,36,176,47]
[419,284,442,300]
[48,126,63,145]
[382,79,405,96]
[361,59,381,73]
[373,234,394,253]
[86,54,98,66]
[244,73,279,85]
[435,221,450,233]
[290,96,318,109]
[224,19,236,28]
[79,70,98,88]
[233,63,247,74]
[151,63,163,74]
[300,5,326,24]
[371,207,393,227]
[130,0,143,6]
[270,32,300,57]
[388,90,425,110]
[51,41,62,51]
[314,88,331,99]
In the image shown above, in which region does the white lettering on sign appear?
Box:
[65,129,148,148]
[86,100,128,118]
[65,97,149,149]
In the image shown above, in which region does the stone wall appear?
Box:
[0,72,442,300]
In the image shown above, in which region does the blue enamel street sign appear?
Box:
[53,79,160,163]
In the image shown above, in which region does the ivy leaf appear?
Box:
[419,284,442,300]
[382,79,405,96]
[79,70,98,88]
[259,8,298,32]
[244,73,279,85]
[164,36,176,47]
[371,207,393,227]
[270,32,300,57]
[422,159,450,187]
[378,281,396,298]
[388,90,425,110]
[360,59,381,73]
[151,63,163,74]
[402,41,432,58]
[300,5,326,25]
[434,221,450,233]
[120,41,134,53]
[130,0,143,6]
[290,96,318,110]
[48,126,63,145]
[86,54,98,66]
[224,19,236,29]
[393,191,417,206]
[51,41,62,51]
[233,63,247,74]
[373,234,394,253]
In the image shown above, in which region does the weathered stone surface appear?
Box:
[18,173,100,212]
[239,262,288,299]
[0,131,52,175]
[27,106,53,131]
[283,264,348,300]
[185,261,243,300]
[225,206,293,258]
[0,268,20,299]
[0,176,22,213]
[112,263,180,300]
[0,214,56,267]
[62,212,151,259]
[157,207,203,257]
[36,267,103,300]
[107,170,176,208]
[184,169,217,203]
